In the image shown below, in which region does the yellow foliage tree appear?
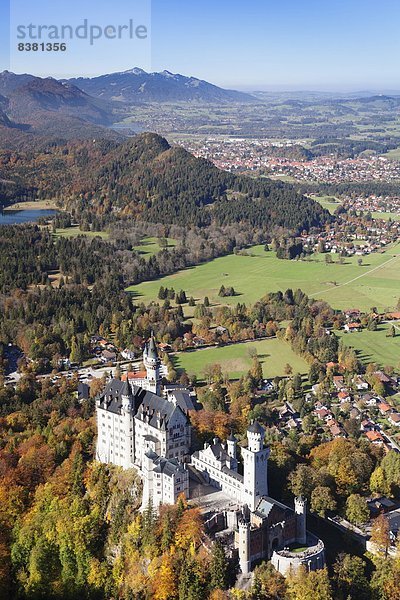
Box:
[175,508,203,550]
[153,550,177,600]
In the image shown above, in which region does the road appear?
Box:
[310,253,400,298]
[5,360,144,388]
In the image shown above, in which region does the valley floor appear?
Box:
[127,243,400,313]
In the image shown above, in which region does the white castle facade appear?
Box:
[95,336,325,575]
[191,421,270,510]
[96,336,192,508]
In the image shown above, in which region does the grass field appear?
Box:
[384,147,400,161]
[309,194,341,214]
[336,323,400,368]
[127,243,400,313]
[369,211,400,222]
[133,237,177,257]
[6,199,58,210]
[54,227,109,239]
[173,338,309,380]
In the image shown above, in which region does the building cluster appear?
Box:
[177,136,400,184]
[346,194,400,216]
[95,336,325,576]
[282,156,400,184]
[301,214,400,257]
[276,368,400,453]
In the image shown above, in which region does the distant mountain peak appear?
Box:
[65,68,256,104]
[121,67,147,75]
[160,70,176,78]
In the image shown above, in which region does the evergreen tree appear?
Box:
[209,541,229,591]
[69,336,82,364]
[178,559,204,600]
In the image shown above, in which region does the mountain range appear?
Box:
[0,68,257,144]
[64,68,256,104]
[0,70,118,144]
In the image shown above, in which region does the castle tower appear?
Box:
[143,333,162,395]
[241,421,270,510]
[295,496,307,545]
[238,520,251,574]
[227,431,237,460]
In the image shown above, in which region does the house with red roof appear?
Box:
[365,430,385,445]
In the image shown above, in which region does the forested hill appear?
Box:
[71,133,331,231]
[1,132,330,231]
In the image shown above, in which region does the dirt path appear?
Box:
[309,253,400,298]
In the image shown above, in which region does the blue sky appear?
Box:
[1,0,399,90]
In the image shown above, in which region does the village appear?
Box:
[300,212,400,257]
[178,136,400,184]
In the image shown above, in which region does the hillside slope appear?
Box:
[1,132,330,232]
[0,71,118,143]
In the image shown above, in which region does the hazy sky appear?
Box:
[1,0,399,91]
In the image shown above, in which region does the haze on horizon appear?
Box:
[1,0,399,92]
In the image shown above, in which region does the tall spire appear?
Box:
[147,332,159,359]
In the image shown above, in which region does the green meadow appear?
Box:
[311,195,400,221]
[336,323,400,368]
[133,237,177,258]
[369,211,400,222]
[127,243,400,313]
[384,147,400,161]
[173,338,309,380]
[54,227,109,239]
[309,194,341,214]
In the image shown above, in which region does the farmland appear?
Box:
[127,243,400,313]
[53,227,109,239]
[309,194,341,214]
[172,338,309,380]
[336,323,400,368]
[133,237,177,258]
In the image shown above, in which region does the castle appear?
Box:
[96,336,192,506]
[95,336,325,575]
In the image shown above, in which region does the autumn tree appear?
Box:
[370,466,390,497]
[311,486,336,518]
[286,566,333,600]
[345,494,369,526]
[153,550,177,600]
[288,465,315,499]
[175,507,203,550]
[252,561,287,599]
[333,553,370,600]
[370,514,391,557]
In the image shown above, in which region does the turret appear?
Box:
[227,431,237,460]
[121,381,131,412]
[143,333,162,395]
[247,420,264,452]
[241,421,270,510]
[238,520,251,574]
[295,496,307,545]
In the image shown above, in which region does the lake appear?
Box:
[0,209,57,225]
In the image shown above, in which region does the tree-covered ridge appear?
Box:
[76,133,331,231]
[1,133,331,232]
